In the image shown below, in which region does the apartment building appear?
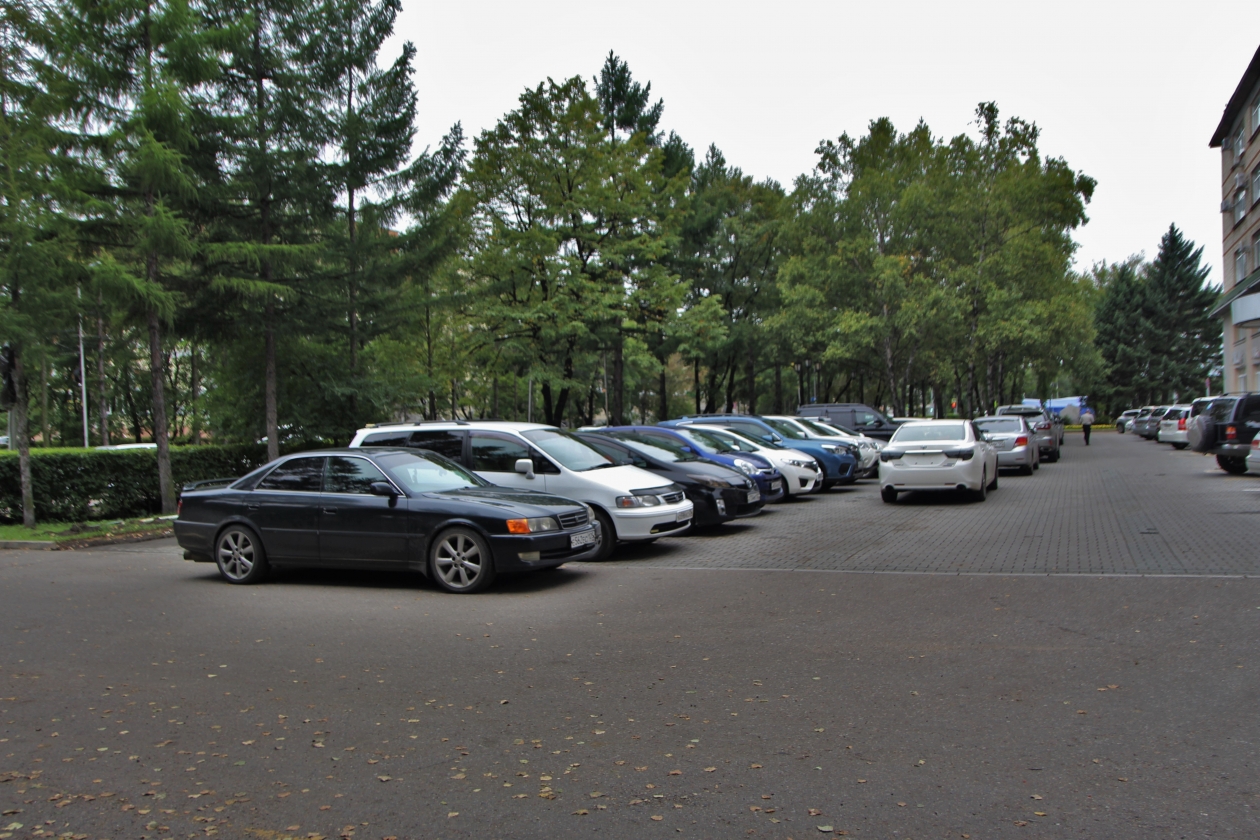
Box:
[1210,44,1260,394]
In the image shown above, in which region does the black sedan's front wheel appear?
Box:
[429,527,497,593]
[215,525,269,584]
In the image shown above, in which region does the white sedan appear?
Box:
[878,420,999,503]
[687,425,822,496]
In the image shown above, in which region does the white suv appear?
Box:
[350,422,693,560]
[1157,405,1193,449]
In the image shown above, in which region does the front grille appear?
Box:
[557,510,589,529]
[660,491,685,504]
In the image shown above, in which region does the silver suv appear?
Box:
[994,405,1062,462]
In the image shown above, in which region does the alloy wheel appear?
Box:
[434,533,485,590]
[217,528,259,583]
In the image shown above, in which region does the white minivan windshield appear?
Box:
[522,429,615,472]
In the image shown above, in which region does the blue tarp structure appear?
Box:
[1046,396,1085,422]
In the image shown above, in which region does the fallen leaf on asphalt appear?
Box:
[1034,811,1047,816]
[499,699,509,705]
[808,808,823,816]
[452,773,465,780]
[1076,710,1087,715]
[242,740,255,745]
[817,826,833,832]
[1117,777,1128,782]
[615,760,626,765]
[319,806,331,811]
[650,815,663,821]
[512,794,527,799]
[761,795,772,800]
[749,763,762,769]
[703,767,716,772]
[635,766,648,772]
[589,792,603,798]
[749,806,761,812]
[668,770,681,776]
[1031,794,1042,800]
[572,809,589,816]
[286,825,300,831]
[1014,820,1028,826]
[897,802,906,807]
[447,811,458,818]
[856,779,867,783]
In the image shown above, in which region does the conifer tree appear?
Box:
[1141,224,1219,401]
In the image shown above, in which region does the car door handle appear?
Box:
[322,507,338,515]
[246,504,260,511]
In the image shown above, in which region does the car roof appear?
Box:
[357,421,557,434]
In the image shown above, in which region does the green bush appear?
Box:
[0,445,271,523]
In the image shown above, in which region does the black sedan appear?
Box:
[174,448,601,593]
[576,431,764,526]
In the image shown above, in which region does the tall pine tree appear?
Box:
[1142,224,1219,401]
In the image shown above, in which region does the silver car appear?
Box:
[994,404,1062,462]
[974,415,1039,475]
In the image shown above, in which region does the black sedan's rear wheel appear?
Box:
[429,527,496,593]
[215,525,269,585]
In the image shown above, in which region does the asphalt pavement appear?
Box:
[0,430,1257,840]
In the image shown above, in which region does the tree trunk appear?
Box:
[693,361,700,414]
[658,366,668,422]
[264,296,279,462]
[96,304,109,446]
[12,345,35,527]
[609,335,624,425]
[189,342,200,444]
[40,356,50,447]
[147,306,175,514]
[745,346,757,415]
[773,363,783,413]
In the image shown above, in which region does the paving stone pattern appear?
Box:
[607,430,1260,575]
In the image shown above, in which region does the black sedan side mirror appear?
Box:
[369,481,398,498]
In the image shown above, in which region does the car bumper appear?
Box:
[1248,451,1260,472]
[880,458,985,491]
[611,501,694,540]
[1158,429,1187,443]
[489,524,602,571]
[819,456,858,486]
[174,519,217,558]
[752,473,786,503]
[997,446,1035,467]
[777,464,820,495]
[1211,443,1251,457]
[688,487,762,525]
[1033,432,1056,451]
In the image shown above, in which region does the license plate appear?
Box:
[570,530,597,548]
[769,480,781,492]
[747,487,761,503]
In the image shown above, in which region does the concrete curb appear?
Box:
[0,540,55,550]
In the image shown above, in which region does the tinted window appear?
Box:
[325,456,390,494]
[409,430,465,460]
[892,423,968,442]
[729,420,780,440]
[974,418,1023,433]
[374,451,487,493]
[470,433,531,472]
[797,418,843,436]
[581,437,642,467]
[1243,395,1260,422]
[360,431,413,447]
[521,429,612,471]
[257,457,326,492]
[854,410,879,426]
[1209,398,1239,422]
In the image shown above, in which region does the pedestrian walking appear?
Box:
[1080,406,1095,445]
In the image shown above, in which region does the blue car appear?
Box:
[602,425,787,503]
[659,414,858,488]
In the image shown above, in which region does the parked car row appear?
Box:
[174,412,894,593]
[1122,394,1260,474]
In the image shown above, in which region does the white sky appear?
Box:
[393,1,1260,287]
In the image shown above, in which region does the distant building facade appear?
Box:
[1210,45,1260,394]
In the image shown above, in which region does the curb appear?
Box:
[0,540,55,550]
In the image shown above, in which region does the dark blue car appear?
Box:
[602,426,787,503]
[659,415,858,488]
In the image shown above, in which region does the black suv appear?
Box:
[795,403,902,441]
[1187,393,1260,473]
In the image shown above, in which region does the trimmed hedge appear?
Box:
[0,444,271,523]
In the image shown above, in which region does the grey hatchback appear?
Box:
[973,416,1039,474]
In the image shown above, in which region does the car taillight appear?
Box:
[177,498,183,516]
[1226,425,1237,441]
[1252,438,1259,449]
[1037,421,1051,430]
[1015,436,1029,446]
[1177,418,1186,430]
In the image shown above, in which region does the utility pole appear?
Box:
[77,288,89,447]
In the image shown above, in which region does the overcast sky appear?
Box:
[392,1,1260,287]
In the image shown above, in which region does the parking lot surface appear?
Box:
[0,431,1257,840]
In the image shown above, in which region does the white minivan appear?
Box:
[350,421,693,560]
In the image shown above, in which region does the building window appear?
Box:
[1237,249,1249,285]
[1237,326,1249,344]
[1253,167,1260,204]
[1254,231,1260,268]
[1253,97,1260,134]
[1236,129,1247,163]
[1239,370,1248,392]
[1236,189,1248,224]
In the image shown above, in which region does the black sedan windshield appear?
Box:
[374,451,488,493]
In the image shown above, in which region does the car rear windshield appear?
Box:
[974,418,1023,433]
[521,429,613,471]
[1163,409,1185,420]
[373,451,487,493]
[892,423,968,442]
[997,407,1041,417]
[1209,397,1239,422]
[609,432,700,463]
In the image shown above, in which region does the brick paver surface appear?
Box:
[607,430,1260,575]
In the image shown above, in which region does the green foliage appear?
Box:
[0,444,269,523]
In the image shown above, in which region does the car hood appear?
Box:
[421,486,583,516]
[560,463,680,493]
[678,460,750,484]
